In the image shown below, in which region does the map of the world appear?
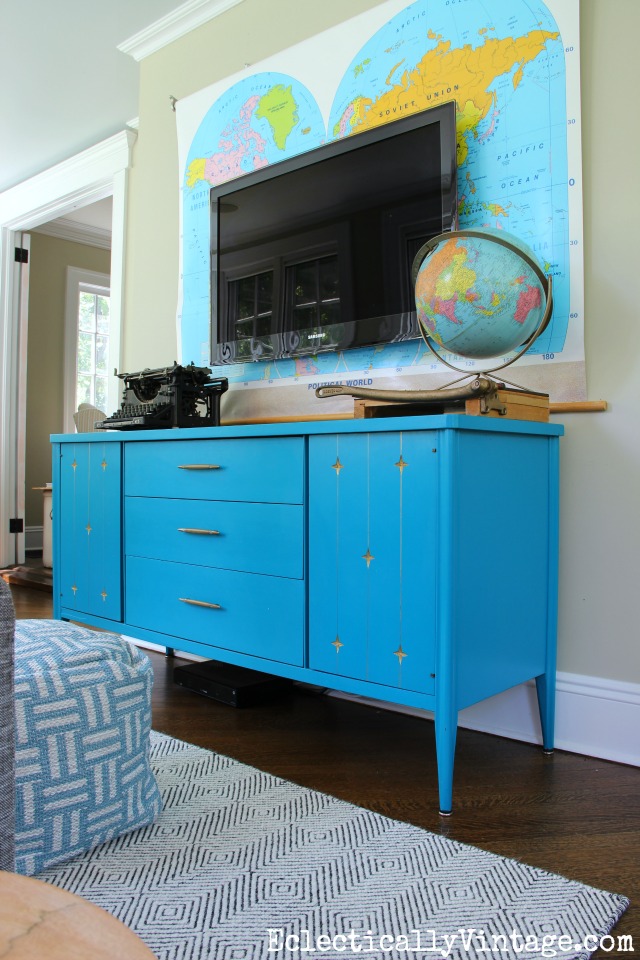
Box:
[178,0,580,387]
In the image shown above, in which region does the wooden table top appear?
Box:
[0,871,156,959]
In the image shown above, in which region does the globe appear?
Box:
[412,228,553,372]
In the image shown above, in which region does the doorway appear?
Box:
[0,130,135,569]
[24,200,113,568]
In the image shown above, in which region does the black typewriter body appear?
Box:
[97,363,228,430]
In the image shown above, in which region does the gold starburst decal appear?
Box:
[393,645,408,664]
[71,459,78,471]
[395,456,408,473]
[101,590,108,601]
[332,457,343,475]
[362,548,375,568]
[101,459,108,471]
[332,637,344,652]
[71,584,78,595]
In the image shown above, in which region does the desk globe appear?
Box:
[316,227,553,408]
[411,227,553,377]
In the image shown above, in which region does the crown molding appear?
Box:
[33,218,111,251]
[118,0,246,62]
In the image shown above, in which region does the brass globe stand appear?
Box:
[316,229,554,412]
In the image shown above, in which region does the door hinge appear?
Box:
[14,247,29,264]
[9,518,24,533]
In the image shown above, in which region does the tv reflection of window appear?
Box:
[229,271,274,346]
[227,255,343,358]
[286,255,341,350]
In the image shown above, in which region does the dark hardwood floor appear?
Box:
[10,580,639,948]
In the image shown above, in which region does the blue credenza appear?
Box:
[52,414,563,813]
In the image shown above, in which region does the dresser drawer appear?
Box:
[125,497,303,578]
[125,556,304,666]
[125,437,304,503]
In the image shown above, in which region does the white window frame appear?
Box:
[64,267,118,433]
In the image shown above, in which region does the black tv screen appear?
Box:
[210,100,457,365]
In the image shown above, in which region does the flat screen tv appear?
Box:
[210,99,458,365]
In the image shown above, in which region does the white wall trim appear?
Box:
[34,218,111,251]
[127,638,208,663]
[0,131,136,231]
[24,525,43,553]
[118,0,246,62]
[123,637,640,768]
[0,129,136,568]
[330,671,640,768]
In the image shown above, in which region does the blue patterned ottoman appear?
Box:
[14,620,162,875]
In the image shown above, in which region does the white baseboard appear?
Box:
[24,525,43,553]
[126,637,208,662]
[330,671,640,768]
[127,632,639,768]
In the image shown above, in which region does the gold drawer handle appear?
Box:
[177,527,220,536]
[178,464,220,470]
[179,597,221,609]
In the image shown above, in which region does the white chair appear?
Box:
[73,403,107,433]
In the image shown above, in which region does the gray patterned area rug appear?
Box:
[39,732,628,960]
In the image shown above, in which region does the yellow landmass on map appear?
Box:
[333,96,373,137]
[186,157,207,189]
[436,251,476,302]
[484,202,509,217]
[385,60,405,86]
[255,84,298,150]
[416,239,476,305]
[456,100,484,165]
[346,30,559,166]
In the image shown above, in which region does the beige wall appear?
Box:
[25,232,110,527]
[556,0,640,682]
[124,0,382,369]
[122,0,640,684]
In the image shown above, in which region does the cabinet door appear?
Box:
[57,442,122,621]
[308,431,438,695]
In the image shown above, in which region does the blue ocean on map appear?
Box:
[180,0,567,383]
[181,74,325,366]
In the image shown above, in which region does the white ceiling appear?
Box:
[33,196,114,248]
[0,0,183,195]
[63,197,114,232]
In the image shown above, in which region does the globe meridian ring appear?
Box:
[411,229,554,377]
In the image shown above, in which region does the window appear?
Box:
[76,284,110,411]
[64,268,112,431]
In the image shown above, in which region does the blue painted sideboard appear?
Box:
[52,414,563,813]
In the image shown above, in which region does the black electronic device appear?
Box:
[97,362,228,430]
[173,659,292,708]
[210,100,458,365]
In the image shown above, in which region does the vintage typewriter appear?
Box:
[97,362,228,430]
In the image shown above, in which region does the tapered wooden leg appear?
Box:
[435,705,458,815]
[535,672,555,753]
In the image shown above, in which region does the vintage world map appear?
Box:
[179,0,577,385]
